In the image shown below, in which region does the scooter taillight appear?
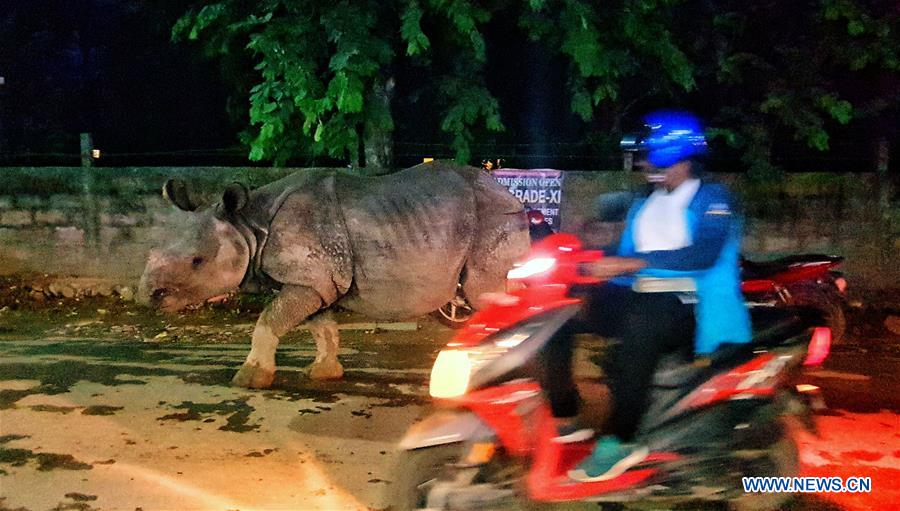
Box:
[804,326,832,366]
[833,276,848,294]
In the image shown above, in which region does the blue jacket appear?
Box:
[616,182,752,354]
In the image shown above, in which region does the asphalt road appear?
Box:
[0,336,434,511]
[796,351,900,511]
[0,335,897,511]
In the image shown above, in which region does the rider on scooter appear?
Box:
[539,110,752,482]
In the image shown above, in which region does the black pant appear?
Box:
[537,283,695,441]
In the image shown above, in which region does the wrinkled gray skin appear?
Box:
[138,162,529,388]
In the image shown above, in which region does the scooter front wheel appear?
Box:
[390,444,468,511]
[390,444,549,511]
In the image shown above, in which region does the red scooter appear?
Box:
[393,233,831,510]
[438,246,848,338]
[741,254,847,343]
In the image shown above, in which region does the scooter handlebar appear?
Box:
[569,251,605,284]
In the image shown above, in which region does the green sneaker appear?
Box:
[567,436,649,482]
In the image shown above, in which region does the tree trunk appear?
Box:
[875,136,892,209]
[363,77,395,175]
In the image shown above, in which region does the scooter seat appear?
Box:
[652,309,812,389]
[741,254,843,280]
[652,352,705,388]
[652,344,749,388]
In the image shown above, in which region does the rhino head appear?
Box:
[138,179,252,313]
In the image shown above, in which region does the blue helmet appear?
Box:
[620,110,708,168]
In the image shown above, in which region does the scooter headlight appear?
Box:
[429,315,569,398]
[429,343,509,399]
[507,257,556,280]
[430,350,473,399]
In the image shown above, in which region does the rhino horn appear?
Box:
[163,178,201,212]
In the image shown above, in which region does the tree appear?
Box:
[684,0,898,175]
[173,0,506,170]
[173,0,707,170]
[521,0,898,174]
[173,0,898,172]
[515,0,699,160]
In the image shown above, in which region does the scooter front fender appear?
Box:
[398,410,494,451]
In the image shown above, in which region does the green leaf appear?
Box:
[327,73,364,113]
[314,120,324,142]
[191,3,227,39]
[171,11,195,42]
[561,14,603,78]
[329,50,356,71]
[809,130,829,151]
[571,89,593,120]
[818,95,854,124]
[470,32,486,62]
[823,2,841,21]
[592,84,617,103]
[707,128,739,147]
[486,113,503,131]
[259,122,274,141]
[760,95,785,113]
[401,1,431,56]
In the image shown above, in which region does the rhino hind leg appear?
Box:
[233,285,325,389]
[305,311,344,380]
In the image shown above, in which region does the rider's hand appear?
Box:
[588,257,647,279]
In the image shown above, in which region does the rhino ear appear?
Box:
[163,179,199,212]
[223,182,249,215]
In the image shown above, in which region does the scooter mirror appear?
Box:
[595,191,634,222]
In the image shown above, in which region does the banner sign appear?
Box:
[492,169,565,227]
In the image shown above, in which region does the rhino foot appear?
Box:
[232,363,276,389]
[307,358,344,380]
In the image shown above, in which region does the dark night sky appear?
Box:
[0,0,237,164]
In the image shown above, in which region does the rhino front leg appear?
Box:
[232,285,323,389]
[305,311,344,380]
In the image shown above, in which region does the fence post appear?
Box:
[80,133,101,249]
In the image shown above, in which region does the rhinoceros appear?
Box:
[138,162,529,388]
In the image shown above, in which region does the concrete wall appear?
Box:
[0,166,331,281]
[1,166,897,289]
[562,171,899,288]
